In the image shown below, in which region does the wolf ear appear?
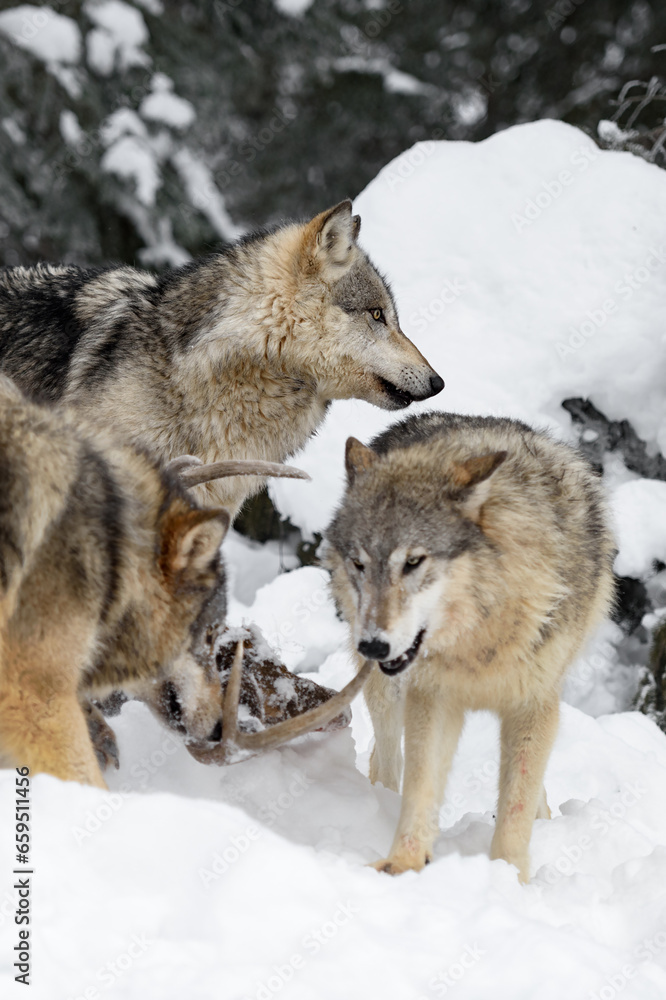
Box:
[351,214,361,240]
[161,507,230,583]
[452,451,508,522]
[304,200,356,279]
[345,437,378,486]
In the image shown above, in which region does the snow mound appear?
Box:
[270,120,666,563]
[1,697,665,999]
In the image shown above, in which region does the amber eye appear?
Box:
[403,555,425,574]
[369,308,385,324]
[352,560,365,572]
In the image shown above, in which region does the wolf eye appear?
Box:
[352,559,365,572]
[403,555,425,574]
[369,308,386,324]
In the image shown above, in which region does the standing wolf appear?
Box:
[0,201,442,517]
[325,411,615,882]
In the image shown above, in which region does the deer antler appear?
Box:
[166,454,311,487]
[220,640,374,757]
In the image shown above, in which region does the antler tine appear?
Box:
[178,459,311,488]
[221,639,245,747]
[165,455,203,476]
[221,656,375,755]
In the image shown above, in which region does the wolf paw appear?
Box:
[369,852,431,875]
[84,702,120,771]
[93,726,120,772]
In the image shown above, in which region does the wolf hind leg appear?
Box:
[365,666,405,792]
[372,683,464,875]
[491,695,559,883]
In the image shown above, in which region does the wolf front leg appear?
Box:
[366,666,405,792]
[0,687,107,788]
[82,699,120,772]
[0,633,107,788]
[372,683,464,875]
[491,695,559,883]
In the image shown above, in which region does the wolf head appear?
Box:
[325,435,507,676]
[254,200,443,410]
[100,493,231,744]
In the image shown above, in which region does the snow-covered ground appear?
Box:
[2,120,666,999]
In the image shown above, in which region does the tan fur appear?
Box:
[0,378,230,787]
[325,412,615,882]
[0,202,443,520]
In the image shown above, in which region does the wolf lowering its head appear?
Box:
[0,201,443,516]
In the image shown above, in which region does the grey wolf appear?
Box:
[0,377,370,784]
[0,201,443,518]
[0,378,301,785]
[325,411,615,882]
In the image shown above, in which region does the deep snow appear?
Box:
[2,120,666,999]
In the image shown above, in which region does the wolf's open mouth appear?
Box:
[378,377,414,408]
[378,629,425,675]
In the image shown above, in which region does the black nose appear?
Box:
[358,638,390,661]
[430,374,445,395]
[208,719,223,743]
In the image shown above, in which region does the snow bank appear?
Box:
[1,694,665,1000]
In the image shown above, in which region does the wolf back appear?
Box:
[0,202,443,517]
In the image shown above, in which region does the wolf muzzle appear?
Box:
[379,373,444,408]
[357,629,426,675]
